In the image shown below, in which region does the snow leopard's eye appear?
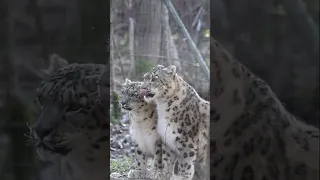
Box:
[151,75,159,81]
[66,103,83,112]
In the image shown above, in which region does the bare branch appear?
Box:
[163,0,209,80]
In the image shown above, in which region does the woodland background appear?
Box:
[0,0,317,179]
[110,0,319,176]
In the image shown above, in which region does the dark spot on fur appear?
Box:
[212,113,220,122]
[97,136,108,142]
[211,140,217,153]
[184,153,188,158]
[243,140,254,156]
[149,110,155,118]
[188,143,194,148]
[294,163,307,177]
[92,144,100,149]
[242,166,254,180]
[245,88,256,105]
[232,89,242,104]
[212,154,224,168]
[232,66,241,78]
[292,135,309,151]
[189,151,195,157]
[214,86,224,97]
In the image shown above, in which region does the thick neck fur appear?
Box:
[60,136,109,180]
[129,101,156,122]
[154,75,200,105]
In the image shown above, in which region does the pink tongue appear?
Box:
[140,88,147,96]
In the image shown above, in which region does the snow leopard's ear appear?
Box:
[164,65,176,76]
[124,78,132,84]
[156,64,165,69]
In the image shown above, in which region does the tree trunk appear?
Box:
[133,0,164,64]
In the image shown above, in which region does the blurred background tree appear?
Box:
[0,0,108,179]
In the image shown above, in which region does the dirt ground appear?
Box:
[110,122,134,161]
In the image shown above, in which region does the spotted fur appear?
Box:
[28,63,109,180]
[210,38,319,180]
[120,79,168,179]
[140,65,210,180]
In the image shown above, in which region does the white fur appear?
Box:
[156,101,178,151]
[129,103,159,156]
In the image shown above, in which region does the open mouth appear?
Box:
[145,91,155,98]
[140,88,155,98]
[121,106,132,111]
[37,142,71,155]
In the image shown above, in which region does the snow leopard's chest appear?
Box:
[156,102,190,150]
[130,125,158,156]
[157,104,176,150]
[129,112,158,156]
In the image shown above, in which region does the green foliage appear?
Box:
[110,104,121,124]
[110,156,133,174]
[110,114,120,124]
[111,91,121,120]
[2,95,36,179]
[133,59,156,81]
[202,29,210,38]
[3,96,34,124]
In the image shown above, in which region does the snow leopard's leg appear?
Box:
[153,139,163,169]
[154,144,176,179]
[128,144,149,179]
[170,137,197,180]
[149,139,167,179]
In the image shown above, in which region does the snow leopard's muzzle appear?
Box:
[27,105,72,156]
[119,94,133,111]
[140,82,155,98]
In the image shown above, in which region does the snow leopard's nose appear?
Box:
[120,100,127,106]
[34,125,53,140]
[139,88,147,96]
